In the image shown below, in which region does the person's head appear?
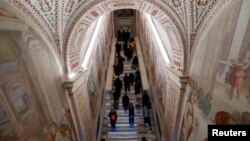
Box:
[141,137,146,141]
[215,111,237,125]
[49,122,58,135]
[241,112,250,124]
[129,103,133,107]
[101,138,105,141]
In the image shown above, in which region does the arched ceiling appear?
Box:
[1,0,234,75]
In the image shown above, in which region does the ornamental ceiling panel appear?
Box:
[30,0,56,29]
[160,0,186,28]
[63,0,88,31]
[191,0,216,32]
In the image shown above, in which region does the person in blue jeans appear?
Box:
[128,103,135,127]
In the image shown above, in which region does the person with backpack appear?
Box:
[108,109,118,130]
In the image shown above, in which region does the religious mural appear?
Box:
[180,2,250,140]
[43,107,77,141]
[5,80,37,127]
[0,97,17,140]
[180,79,213,141]
[69,23,89,72]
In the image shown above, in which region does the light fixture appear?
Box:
[68,72,76,79]
[145,13,170,64]
[81,15,104,69]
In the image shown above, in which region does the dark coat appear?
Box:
[122,95,129,107]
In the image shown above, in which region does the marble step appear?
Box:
[105,109,142,117]
[102,122,154,128]
[105,102,142,106]
[102,126,155,133]
[103,118,144,123]
[103,134,156,140]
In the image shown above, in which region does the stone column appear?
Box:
[175,75,189,141]
[64,71,94,141]
[163,66,189,141]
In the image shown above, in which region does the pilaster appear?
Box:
[64,70,94,141]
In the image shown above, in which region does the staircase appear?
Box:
[101,40,157,141]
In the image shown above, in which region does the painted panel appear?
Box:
[0,96,17,139]
[30,0,55,28]
[4,80,36,128]
[181,3,250,141]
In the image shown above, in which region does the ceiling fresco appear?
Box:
[2,0,234,74]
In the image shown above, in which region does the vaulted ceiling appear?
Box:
[1,0,235,74]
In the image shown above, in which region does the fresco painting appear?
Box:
[181,47,250,141]
[0,38,19,73]
[44,107,77,141]
[223,49,250,102]
[7,90,35,127]
[37,0,51,12]
[72,27,86,53]
[181,80,213,141]
[0,98,17,139]
[181,4,250,140]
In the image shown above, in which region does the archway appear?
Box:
[64,0,185,76]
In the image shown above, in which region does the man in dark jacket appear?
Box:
[113,90,120,109]
[114,77,122,91]
[122,94,129,111]
[142,92,149,107]
[123,74,130,94]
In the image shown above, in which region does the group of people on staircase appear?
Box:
[108,32,153,136]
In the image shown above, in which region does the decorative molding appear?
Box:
[3,0,235,78]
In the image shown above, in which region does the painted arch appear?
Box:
[64,0,186,74]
